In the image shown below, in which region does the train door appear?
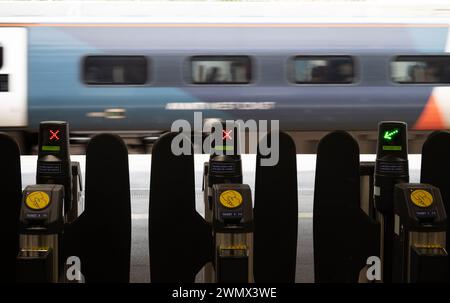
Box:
[0,28,27,127]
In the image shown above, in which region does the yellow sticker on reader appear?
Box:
[26,191,50,210]
[410,190,433,208]
[219,190,243,209]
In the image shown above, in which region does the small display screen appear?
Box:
[211,126,238,155]
[382,145,402,151]
[37,162,62,175]
[42,145,61,152]
[377,122,408,159]
[40,126,64,153]
[210,162,237,174]
[381,127,403,152]
[214,145,234,152]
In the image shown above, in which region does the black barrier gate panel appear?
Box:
[421,131,450,260]
[149,132,212,282]
[313,131,379,282]
[70,134,131,282]
[254,131,298,283]
[0,134,21,282]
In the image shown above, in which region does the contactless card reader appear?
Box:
[212,183,253,283]
[17,184,65,282]
[393,183,448,282]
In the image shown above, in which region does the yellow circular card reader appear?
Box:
[26,191,51,210]
[410,189,434,208]
[219,190,243,208]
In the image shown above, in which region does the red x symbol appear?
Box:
[49,129,60,141]
[222,129,232,140]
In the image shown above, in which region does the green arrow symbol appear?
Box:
[383,129,399,141]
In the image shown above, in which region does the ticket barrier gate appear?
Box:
[212,184,253,282]
[76,133,131,282]
[371,121,449,283]
[314,123,450,283]
[16,121,83,282]
[202,121,252,282]
[35,121,83,223]
[13,122,131,283]
[0,134,21,282]
[17,185,65,282]
[373,121,409,282]
[392,184,448,282]
[202,121,242,223]
[313,131,380,282]
[421,131,450,278]
[149,128,298,283]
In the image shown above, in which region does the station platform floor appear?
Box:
[20,154,422,283]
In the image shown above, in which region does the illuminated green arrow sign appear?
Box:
[383,129,399,141]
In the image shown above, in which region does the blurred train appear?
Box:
[0,22,450,152]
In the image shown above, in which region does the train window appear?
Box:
[391,56,450,84]
[292,56,355,84]
[191,56,251,84]
[83,56,148,85]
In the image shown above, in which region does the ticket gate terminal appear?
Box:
[374,121,409,282]
[36,121,83,223]
[17,185,65,282]
[392,183,448,282]
[203,120,242,231]
[212,184,253,283]
[17,121,83,282]
[203,121,242,222]
[202,120,254,282]
[149,129,297,283]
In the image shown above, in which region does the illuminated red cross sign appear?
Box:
[49,129,60,141]
[222,129,232,140]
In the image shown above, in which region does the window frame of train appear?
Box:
[189,55,253,85]
[289,55,357,85]
[82,55,149,86]
[390,55,450,85]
